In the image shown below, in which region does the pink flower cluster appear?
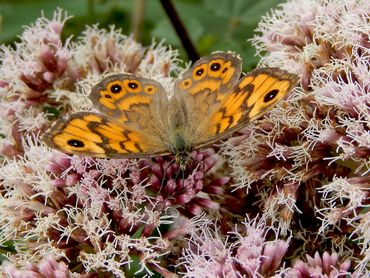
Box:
[222,0,369,275]
[0,0,369,276]
[0,9,229,277]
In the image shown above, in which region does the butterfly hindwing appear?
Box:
[170,53,243,144]
[90,74,169,123]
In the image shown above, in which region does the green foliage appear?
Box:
[0,240,16,263]
[0,0,281,69]
[43,106,61,119]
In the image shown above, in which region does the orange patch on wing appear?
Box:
[247,80,291,119]
[230,112,243,128]
[209,91,247,134]
[218,119,229,133]
[95,125,126,141]
[223,92,247,115]
[277,81,291,93]
[248,102,274,119]
[189,80,221,95]
[109,142,127,153]
[122,141,141,152]
[221,64,235,84]
[98,97,116,110]
[117,115,129,122]
[83,114,103,123]
[238,76,254,89]
[117,95,151,110]
[127,131,143,143]
[69,118,90,131]
[245,74,270,107]
[71,129,102,143]
[63,125,102,143]
[107,121,126,131]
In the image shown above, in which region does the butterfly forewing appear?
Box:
[238,68,299,123]
[44,74,173,158]
[43,112,171,158]
[90,74,169,124]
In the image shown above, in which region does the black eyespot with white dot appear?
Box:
[67,139,85,148]
[210,62,221,71]
[128,82,138,89]
[196,68,204,76]
[110,84,122,94]
[264,89,279,103]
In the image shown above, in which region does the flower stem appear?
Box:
[159,0,199,62]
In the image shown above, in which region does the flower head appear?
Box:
[1,1,369,276]
[224,0,370,274]
[180,215,290,277]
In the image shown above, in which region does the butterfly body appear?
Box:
[44,52,298,162]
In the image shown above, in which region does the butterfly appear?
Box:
[43,52,298,166]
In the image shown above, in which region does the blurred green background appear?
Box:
[0,0,281,70]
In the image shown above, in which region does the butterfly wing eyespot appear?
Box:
[179,79,192,90]
[144,85,157,94]
[123,79,142,93]
[209,60,222,71]
[192,64,208,80]
[43,112,171,158]
[264,89,279,102]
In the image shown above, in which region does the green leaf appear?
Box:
[0,0,87,43]
[152,16,204,47]
[43,106,61,119]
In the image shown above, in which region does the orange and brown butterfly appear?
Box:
[43,52,299,166]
